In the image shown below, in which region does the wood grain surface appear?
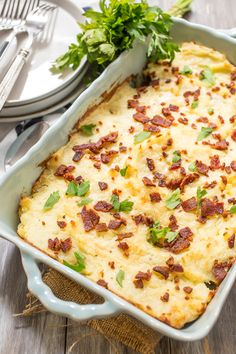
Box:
[0,1,236,353]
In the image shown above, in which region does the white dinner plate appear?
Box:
[0,0,86,108]
[0,78,87,123]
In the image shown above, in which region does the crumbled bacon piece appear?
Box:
[116,232,133,241]
[142,177,156,187]
[203,181,217,189]
[210,155,221,170]
[98,181,108,191]
[96,223,108,232]
[133,112,150,124]
[210,139,228,151]
[73,151,84,162]
[162,107,171,117]
[61,238,72,253]
[228,197,236,204]
[136,105,147,114]
[183,286,193,294]
[119,146,127,153]
[63,173,74,181]
[150,79,160,86]
[231,71,236,81]
[168,215,178,231]
[179,227,193,239]
[180,173,199,191]
[54,164,75,177]
[228,234,235,249]
[170,263,184,272]
[178,117,188,125]
[168,237,190,254]
[73,132,118,154]
[133,279,144,288]
[220,175,227,185]
[57,220,67,229]
[166,256,174,267]
[160,292,169,302]
[181,197,197,212]
[108,261,115,269]
[101,150,118,164]
[231,129,236,142]
[231,161,236,171]
[143,123,160,132]
[151,115,172,127]
[169,104,179,112]
[127,99,139,108]
[146,158,155,171]
[169,161,181,170]
[108,219,126,230]
[97,279,108,288]
[201,198,224,218]
[118,242,129,256]
[225,165,231,174]
[133,214,153,226]
[166,177,182,190]
[135,270,152,281]
[195,160,209,176]
[212,260,232,283]
[81,206,100,231]
[197,117,209,123]
[48,237,61,252]
[153,266,169,279]
[94,201,113,212]
[149,192,161,203]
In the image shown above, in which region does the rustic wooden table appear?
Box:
[0,0,236,353]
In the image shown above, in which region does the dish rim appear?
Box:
[0,17,236,341]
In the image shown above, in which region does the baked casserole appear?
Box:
[18,42,236,328]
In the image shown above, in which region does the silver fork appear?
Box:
[0,3,56,111]
[0,0,39,60]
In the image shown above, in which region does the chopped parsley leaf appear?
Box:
[134,131,151,144]
[191,100,199,109]
[172,150,181,163]
[63,251,86,273]
[80,124,96,136]
[229,205,236,214]
[77,198,93,206]
[120,166,128,177]
[188,161,197,172]
[166,231,178,243]
[77,181,90,197]
[196,186,207,207]
[200,67,216,87]
[180,65,192,75]
[66,181,78,196]
[43,191,60,210]
[110,194,133,212]
[197,127,213,141]
[116,269,125,287]
[165,188,181,210]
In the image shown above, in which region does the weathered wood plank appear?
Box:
[0,1,236,353]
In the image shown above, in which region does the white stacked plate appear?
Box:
[0,0,87,122]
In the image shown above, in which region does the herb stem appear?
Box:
[168,0,193,17]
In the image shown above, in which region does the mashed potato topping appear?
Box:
[18,42,236,328]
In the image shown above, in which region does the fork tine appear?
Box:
[2,0,14,19]
[0,0,9,18]
[20,0,35,20]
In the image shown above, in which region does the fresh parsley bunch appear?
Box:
[51,0,179,74]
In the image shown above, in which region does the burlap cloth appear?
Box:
[23,268,163,353]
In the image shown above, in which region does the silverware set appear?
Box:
[0,0,57,111]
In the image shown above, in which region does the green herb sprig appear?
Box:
[51,0,183,75]
[63,251,86,273]
[111,194,133,212]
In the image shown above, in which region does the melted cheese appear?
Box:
[18,42,236,328]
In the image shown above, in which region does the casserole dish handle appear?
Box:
[21,252,120,321]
